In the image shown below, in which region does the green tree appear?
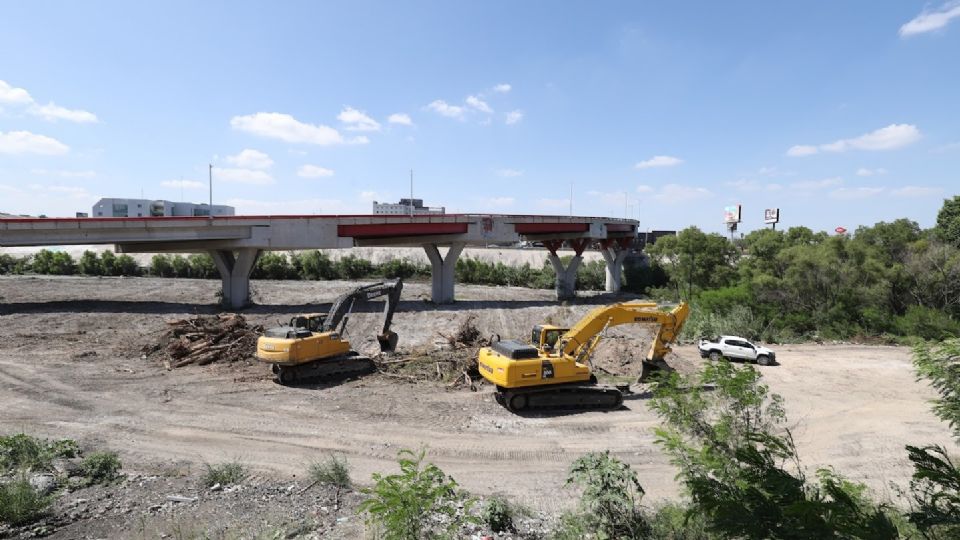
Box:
[935,195,960,248]
[149,254,174,277]
[77,250,103,275]
[187,253,217,278]
[170,255,191,277]
[565,451,649,539]
[113,254,140,276]
[650,362,897,539]
[647,227,739,299]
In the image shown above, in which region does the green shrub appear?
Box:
[648,503,715,539]
[113,254,140,276]
[381,258,428,279]
[150,254,175,277]
[575,259,606,291]
[308,455,351,489]
[0,477,51,526]
[358,448,475,540]
[0,254,18,274]
[78,250,104,275]
[895,306,960,341]
[170,255,191,278]
[481,495,516,533]
[30,249,75,275]
[253,252,295,280]
[336,255,375,279]
[0,433,78,473]
[565,451,649,539]
[80,451,122,484]
[201,461,245,487]
[187,253,217,278]
[295,250,338,280]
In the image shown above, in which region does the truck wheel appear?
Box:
[709,351,721,362]
[757,355,771,366]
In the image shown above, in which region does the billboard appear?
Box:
[723,204,742,224]
[764,208,779,224]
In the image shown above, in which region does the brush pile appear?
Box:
[153,314,263,368]
[375,316,487,389]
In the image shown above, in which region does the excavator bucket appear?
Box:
[377,331,399,352]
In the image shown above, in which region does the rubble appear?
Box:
[144,313,263,368]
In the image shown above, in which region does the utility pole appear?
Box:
[569,182,573,217]
[208,164,213,219]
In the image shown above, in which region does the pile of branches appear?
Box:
[157,314,263,368]
[376,349,482,390]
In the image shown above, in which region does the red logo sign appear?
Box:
[835,227,847,234]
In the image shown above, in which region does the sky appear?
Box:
[0,1,958,234]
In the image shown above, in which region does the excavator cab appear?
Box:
[531,324,566,353]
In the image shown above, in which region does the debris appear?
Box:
[144,313,263,368]
[166,494,198,503]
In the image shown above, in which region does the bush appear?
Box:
[336,255,375,279]
[308,455,351,490]
[481,495,516,533]
[253,252,295,280]
[78,250,103,275]
[171,255,191,278]
[565,450,649,539]
[149,254,175,277]
[80,451,122,484]
[381,258,428,280]
[0,433,78,473]
[187,253,217,278]
[648,503,715,539]
[358,448,475,540]
[295,250,338,280]
[201,461,245,487]
[576,259,606,291]
[30,249,75,275]
[0,254,19,274]
[895,305,960,341]
[0,477,51,526]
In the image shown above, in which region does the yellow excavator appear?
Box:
[257,279,403,385]
[478,301,689,413]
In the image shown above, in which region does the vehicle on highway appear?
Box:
[698,335,777,366]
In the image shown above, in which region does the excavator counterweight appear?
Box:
[257,279,403,385]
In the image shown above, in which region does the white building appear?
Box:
[372,198,445,216]
[91,198,235,218]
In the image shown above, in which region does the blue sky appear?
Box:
[1,1,958,234]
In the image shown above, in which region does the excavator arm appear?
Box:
[558,301,689,373]
[320,279,404,352]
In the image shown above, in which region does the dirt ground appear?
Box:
[1,274,957,536]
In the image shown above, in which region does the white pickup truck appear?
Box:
[698,335,777,366]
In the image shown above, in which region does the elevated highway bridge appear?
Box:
[0,214,637,308]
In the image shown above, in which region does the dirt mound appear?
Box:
[143,313,263,369]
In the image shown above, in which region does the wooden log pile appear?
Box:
[161,314,263,368]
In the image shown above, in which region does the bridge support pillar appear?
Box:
[424,242,464,304]
[210,249,261,310]
[600,238,631,293]
[545,239,589,301]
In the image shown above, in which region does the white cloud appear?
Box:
[786,145,818,157]
[338,106,381,132]
[890,185,943,197]
[505,110,524,125]
[31,168,96,178]
[215,167,274,185]
[634,155,683,169]
[830,187,885,199]
[225,149,273,169]
[425,100,465,119]
[900,1,960,36]
[0,130,69,155]
[388,113,413,126]
[496,168,523,177]
[636,185,654,193]
[161,179,205,189]
[226,197,355,215]
[0,80,32,104]
[297,164,335,178]
[493,83,511,93]
[788,124,921,156]
[28,102,98,123]
[230,112,364,145]
[790,177,843,190]
[856,167,887,177]
[359,190,380,202]
[466,95,493,113]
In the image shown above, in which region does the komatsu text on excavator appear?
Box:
[257,279,403,385]
[478,301,689,413]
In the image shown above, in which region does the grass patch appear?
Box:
[201,461,245,488]
[0,476,52,526]
[0,433,79,473]
[80,451,122,485]
[308,455,351,489]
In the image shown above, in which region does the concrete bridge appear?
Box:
[0,214,637,308]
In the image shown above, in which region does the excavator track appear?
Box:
[273,352,375,385]
[497,383,624,413]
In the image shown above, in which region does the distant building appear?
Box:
[372,198,445,216]
[91,198,235,218]
[75,212,88,218]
